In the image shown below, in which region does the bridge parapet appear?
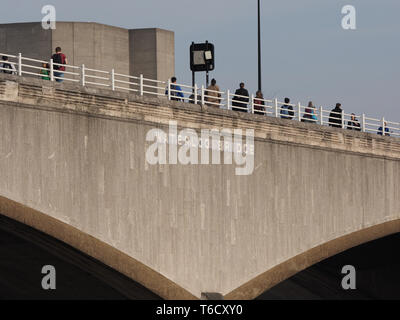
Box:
[1,73,400,299]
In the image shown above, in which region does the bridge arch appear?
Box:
[0,195,196,300]
[2,74,400,299]
[225,219,400,300]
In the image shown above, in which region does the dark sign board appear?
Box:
[190,42,215,72]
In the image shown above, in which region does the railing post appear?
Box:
[382,117,385,136]
[226,89,230,110]
[274,98,278,118]
[140,74,144,96]
[194,84,198,104]
[50,58,54,82]
[81,64,85,86]
[319,106,323,125]
[111,69,115,91]
[298,102,301,121]
[167,78,171,100]
[251,94,255,114]
[201,85,205,105]
[362,113,366,132]
[342,110,345,129]
[18,53,22,76]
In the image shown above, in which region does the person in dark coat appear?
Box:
[329,103,343,128]
[347,113,361,131]
[280,97,294,120]
[232,82,249,112]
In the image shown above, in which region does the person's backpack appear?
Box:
[52,53,65,71]
[2,63,13,74]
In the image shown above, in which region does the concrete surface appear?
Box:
[129,28,174,93]
[0,213,161,300]
[0,22,174,85]
[0,73,400,299]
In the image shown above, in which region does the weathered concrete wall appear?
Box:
[52,22,130,76]
[129,28,157,80]
[0,23,52,61]
[155,29,175,83]
[0,22,174,84]
[0,74,400,299]
[129,28,174,93]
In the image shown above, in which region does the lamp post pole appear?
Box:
[257,0,262,92]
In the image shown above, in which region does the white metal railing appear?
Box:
[0,52,398,137]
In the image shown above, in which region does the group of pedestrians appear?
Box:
[165,77,392,136]
[0,48,67,83]
[0,52,393,137]
[40,47,67,82]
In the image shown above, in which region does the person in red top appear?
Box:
[253,90,265,115]
[51,47,68,82]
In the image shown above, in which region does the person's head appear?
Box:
[284,97,290,104]
[308,101,314,108]
[211,78,216,86]
[336,103,342,109]
[240,82,245,88]
[55,47,62,53]
[256,90,263,98]
[351,113,356,120]
[2,56,8,61]
[42,62,47,68]
[171,76,177,83]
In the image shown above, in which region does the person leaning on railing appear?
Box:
[232,82,249,112]
[0,56,17,75]
[347,113,361,131]
[329,103,343,128]
[253,90,265,115]
[378,122,391,136]
[39,63,50,81]
[165,76,184,101]
[205,78,221,107]
[301,101,318,123]
[280,97,294,120]
[188,93,202,105]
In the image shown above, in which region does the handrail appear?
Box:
[0,51,398,137]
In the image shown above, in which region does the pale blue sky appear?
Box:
[1,0,399,120]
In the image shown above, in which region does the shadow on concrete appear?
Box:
[258,233,400,300]
[0,214,162,300]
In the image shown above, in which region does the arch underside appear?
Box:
[0,195,197,300]
[225,219,400,300]
[1,194,399,300]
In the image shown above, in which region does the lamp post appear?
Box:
[257,0,262,92]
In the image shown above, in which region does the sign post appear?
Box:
[190,41,215,90]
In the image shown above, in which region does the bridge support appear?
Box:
[201,292,224,300]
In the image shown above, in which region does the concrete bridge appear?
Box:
[0,73,400,300]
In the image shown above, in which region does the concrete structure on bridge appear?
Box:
[0,22,174,83]
[0,73,400,299]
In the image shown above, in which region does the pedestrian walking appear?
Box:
[51,47,68,82]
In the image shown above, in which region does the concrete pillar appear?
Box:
[0,23,175,94]
[129,28,175,94]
